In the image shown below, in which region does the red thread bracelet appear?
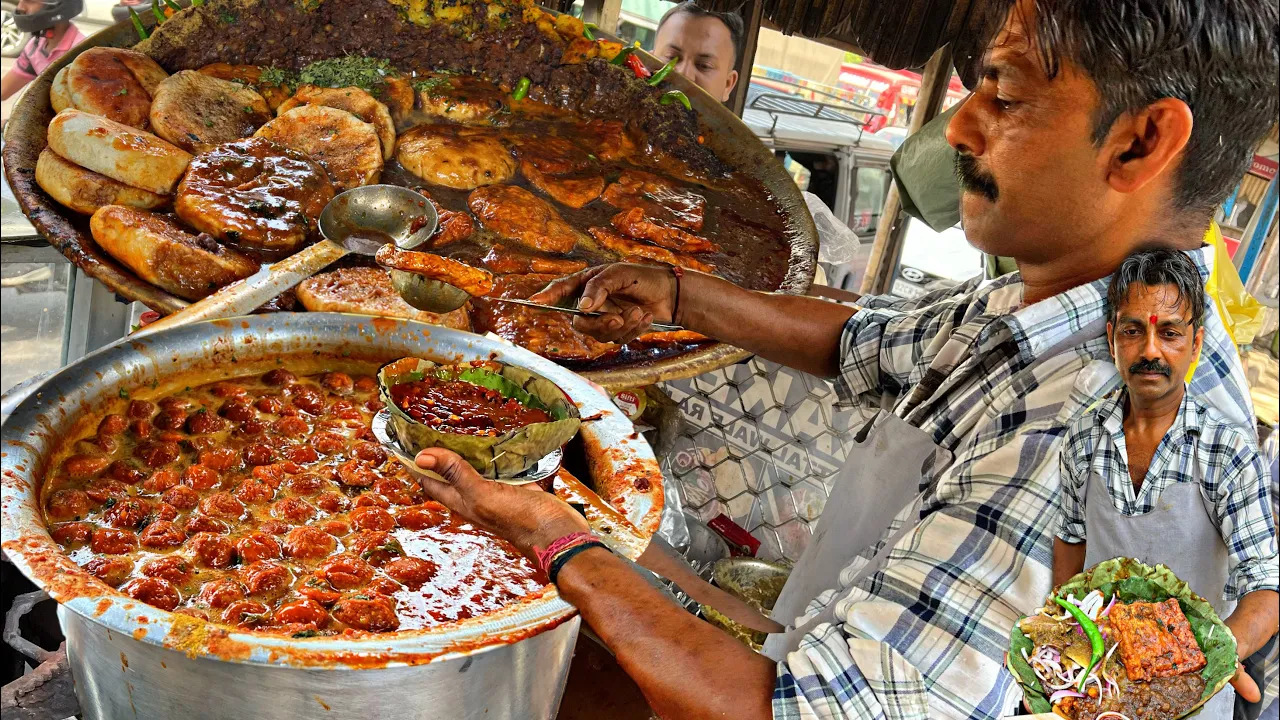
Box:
[535,531,597,574]
[670,265,684,324]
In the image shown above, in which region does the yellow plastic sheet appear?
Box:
[1187,222,1265,380]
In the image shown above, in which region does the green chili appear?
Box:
[162,0,182,13]
[511,77,531,101]
[610,46,635,65]
[151,0,166,24]
[1055,597,1105,693]
[660,89,691,110]
[583,22,597,40]
[190,0,203,7]
[129,7,148,38]
[647,56,678,86]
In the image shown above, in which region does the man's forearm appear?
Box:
[557,547,776,720]
[1052,538,1086,587]
[1225,590,1280,659]
[680,271,857,377]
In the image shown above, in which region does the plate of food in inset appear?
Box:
[1008,558,1237,719]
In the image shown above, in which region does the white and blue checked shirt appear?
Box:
[771,245,1256,720]
[1057,388,1278,600]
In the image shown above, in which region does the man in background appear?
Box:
[1,0,84,104]
[1055,248,1278,715]
[653,1,742,104]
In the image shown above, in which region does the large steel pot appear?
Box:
[1,313,663,719]
[0,7,818,390]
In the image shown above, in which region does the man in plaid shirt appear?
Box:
[1054,249,1278,717]
[408,0,1279,718]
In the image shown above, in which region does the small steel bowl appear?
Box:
[387,268,471,314]
[370,409,563,486]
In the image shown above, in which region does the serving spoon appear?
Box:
[134,185,439,336]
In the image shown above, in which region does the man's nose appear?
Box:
[1141,329,1162,359]
[945,93,986,156]
[675,57,697,81]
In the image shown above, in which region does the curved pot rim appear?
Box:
[1,312,661,669]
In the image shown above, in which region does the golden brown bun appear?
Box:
[47,109,192,195]
[277,85,395,160]
[295,266,471,330]
[396,125,515,190]
[49,67,72,113]
[36,148,168,215]
[63,47,166,129]
[89,205,259,301]
[254,105,383,191]
[148,70,272,152]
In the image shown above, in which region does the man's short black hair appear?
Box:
[979,0,1279,219]
[657,2,745,68]
[1107,248,1206,329]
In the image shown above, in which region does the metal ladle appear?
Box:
[319,186,470,314]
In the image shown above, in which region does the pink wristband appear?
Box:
[535,532,597,574]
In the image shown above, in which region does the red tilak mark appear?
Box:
[1150,314,1158,325]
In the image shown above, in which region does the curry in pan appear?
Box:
[31,0,799,370]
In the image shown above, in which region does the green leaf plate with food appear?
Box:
[1007,557,1236,720]
[377,357,581,479]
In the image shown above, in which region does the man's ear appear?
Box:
[1192,325,1204,359]
[722,69,739,103]
[1106,321,1116,359]
[1101,98,1194,195]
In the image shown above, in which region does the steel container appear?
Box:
[1,313,664,720]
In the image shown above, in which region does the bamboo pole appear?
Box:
[860,43,955,296]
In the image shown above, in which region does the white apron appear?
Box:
[1083,440,1236,718]
[763,318,1107,662]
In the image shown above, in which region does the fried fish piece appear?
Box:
[375,245,495,297]
[396,125,515,190]
[601,169,706,232]
[36,148,168,215]
[572,119,637,161]
[424,199,475,248]
[277,85,396,160]
[149,71,272,153]
[471,273,615,361]
[468,185,581,254]
[521,163,604,209]
[295,267,471,330]
[610,207,718,254]
[197,63,292,110]
[47,109,192,195]
[254,105,383,191]
[507,133,594,175]
[90,206,259,301]
[63,47,168,129]
[588,227,714,273]
[480,244,588,276]
[174,137,334,257]
[1110,599,1207,682]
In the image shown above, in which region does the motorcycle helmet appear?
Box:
[13,0,84,35]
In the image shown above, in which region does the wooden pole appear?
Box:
[859,43,955,295]
[729,0,763,117]
[581,0,622,34]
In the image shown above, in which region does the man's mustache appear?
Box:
[955,153,998,202]
[1129,358,1171,377]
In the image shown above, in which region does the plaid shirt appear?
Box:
[1057,389,1278,600]
[772,245,1256,720]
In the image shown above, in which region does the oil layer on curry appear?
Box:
[41,368,550,635]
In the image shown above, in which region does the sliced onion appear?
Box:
[1095,714,1132,720]
[1049,689,1085,702]
[1101,595,1117,616]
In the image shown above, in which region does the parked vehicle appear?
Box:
[2,1,30,58]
